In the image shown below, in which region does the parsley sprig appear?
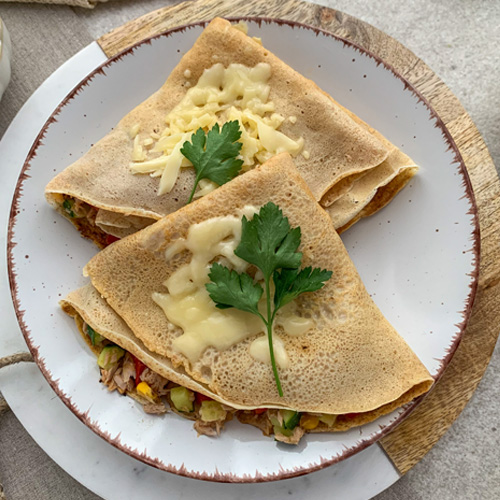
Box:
[206,202,332,397]
[181,121,244,204]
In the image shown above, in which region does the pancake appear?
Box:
[75,153,432,438]
[46,17,417,247]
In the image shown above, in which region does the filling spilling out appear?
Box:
[81,321,355,445]
[54,194,153,248]
[56,195,115,248]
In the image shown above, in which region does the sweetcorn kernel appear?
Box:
[136,381,155,400]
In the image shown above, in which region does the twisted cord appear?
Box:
[0,352,34,415]
[0,352,33,369]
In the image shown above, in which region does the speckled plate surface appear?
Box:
[7,18,478,482]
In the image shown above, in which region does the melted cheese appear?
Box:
[130,62,304,196]
[152,208,313,367]
[249,335,289,369]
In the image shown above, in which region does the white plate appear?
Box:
[6,19,478,482]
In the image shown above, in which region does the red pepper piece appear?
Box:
[132,355,147,386]
[195,392,212,404]
[344,412,360,419]
[254,408,267,415]
[105,234,120,246]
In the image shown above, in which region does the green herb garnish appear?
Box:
[206,202,332,397]
[63,199,75,218]
[181,121,244,204]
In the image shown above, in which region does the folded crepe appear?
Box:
[46,17,417,248]
[63,153,432,442]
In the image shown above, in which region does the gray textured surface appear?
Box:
[0,1,499,499]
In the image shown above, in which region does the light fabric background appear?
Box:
[0,0,108,8]
[0,1,498,499]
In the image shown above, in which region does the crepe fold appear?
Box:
[46,17,417,247]
[73,153,432,428]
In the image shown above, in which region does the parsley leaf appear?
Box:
[234,202,302,279]
[206,202,333,397]
[274,267,333,310]
[206,263,263,317]
[181,121,244,203]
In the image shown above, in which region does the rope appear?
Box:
[0,352,34,500]
[0,352,34,414]
[0,352,33,370]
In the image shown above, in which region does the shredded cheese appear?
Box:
[128,123,140,139]
[130,63,304,196]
